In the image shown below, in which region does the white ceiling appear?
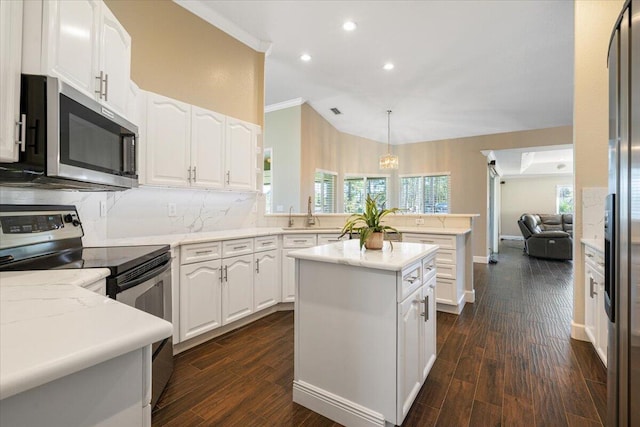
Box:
[492,145,573,178]
[177,0,574,145]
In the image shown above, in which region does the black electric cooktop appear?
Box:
[1,244,170,276]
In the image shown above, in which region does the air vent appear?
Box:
[330,107,342,115]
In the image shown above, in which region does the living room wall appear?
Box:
[500,175,573,238]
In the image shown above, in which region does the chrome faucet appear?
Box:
[307,196,316,226]
[288,206,295,227]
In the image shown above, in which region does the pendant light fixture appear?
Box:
[379,110,399,169]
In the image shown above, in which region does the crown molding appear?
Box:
[265,98,306,113]
[173,0,273,54]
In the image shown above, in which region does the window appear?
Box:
[556,185,574,214]
[314,171,337,213]
[399,174,450,213]
[263,149,272,214]
[343,176,388,213]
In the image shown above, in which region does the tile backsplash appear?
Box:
[582,187,607,241]
[0,186,258,244]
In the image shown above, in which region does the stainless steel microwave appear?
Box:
[0,74,138,190]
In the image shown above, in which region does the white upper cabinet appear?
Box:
[0,0,23,162]
[145,92,191,187]
[97,4,131,115]
[191,106,225,189]
[225,118,256,191]
[142,91,259,191]
[23,0,131,116]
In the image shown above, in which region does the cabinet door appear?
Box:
[0,0,22,162]
[254,250,279,311]
[281,249,296,302]
[225,118,255,190]
[584,265,597,345]
[222,254,254,324]
[98,4,131,115]
[145,93,191,187]
[594,271,608,366]
[44,0,101,98]
[180,260,222,341]
[397,286,423,422]
[191,106,225,189]
[422,282,436,380]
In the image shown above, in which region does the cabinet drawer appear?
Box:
[317,233,343,245]
[181,242,221,264]
[403,233,456,250]
[584,246,604,272]
[400,262,422,301]
[422,256,436,283]
[436,263,456,280]
[435,278,456,304]
[435,249,456,265]
[283,234,317,248]
[254,236,278,252]
[222,238,254,258]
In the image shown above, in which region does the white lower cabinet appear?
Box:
[583,244,607,366]
[222,254,254,324]
[180,259,222,341]
[254,250,279,311]
[281,249,297,303]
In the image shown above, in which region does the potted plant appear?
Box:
[340,194,400,250]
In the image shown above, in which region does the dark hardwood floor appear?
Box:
[153,241,607,426]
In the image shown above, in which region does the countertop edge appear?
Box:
[581,238,605,253]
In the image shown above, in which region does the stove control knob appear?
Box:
[63,214,73,223]
[72,219,81,227]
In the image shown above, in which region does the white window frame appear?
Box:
[314,169,337,213]
[556,184,574,214]
[343,173,391,213]
[398,172,451,214]
[263,148,273,214]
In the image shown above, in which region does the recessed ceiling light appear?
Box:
[300,53,311,62]
[343,21,357,31]
[383,62,395,71]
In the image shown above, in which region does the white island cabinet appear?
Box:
[290,241,438,427]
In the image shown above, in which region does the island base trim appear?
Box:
[465,289,475,303]
[570,320,588,341]
[436,293,467,314]
[292,380,387,427]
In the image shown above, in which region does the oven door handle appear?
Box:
[117,259,171,294]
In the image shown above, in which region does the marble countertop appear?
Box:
[0,269,173,400]
[289,240,439,271]
[86,226,471,248]
[581,238,604,253]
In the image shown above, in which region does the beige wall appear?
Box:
[105,0,264,126]
[264,107,302,212]
[499,176,573,237]
[396,126,573,258]
[572,0,624,338]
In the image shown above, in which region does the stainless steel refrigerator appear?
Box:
[607,1,640,425]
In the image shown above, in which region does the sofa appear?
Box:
[517,213,573,260]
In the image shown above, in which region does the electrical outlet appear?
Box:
[99,201,107,217]
[415,218,425,225]
[168,203,177,217]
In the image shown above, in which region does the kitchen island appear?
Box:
[0,270,173,427]
[290,240,438,427]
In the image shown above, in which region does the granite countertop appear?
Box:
[0,269,173,400]
[85,226,471,248]
[581,238,605,253]
[289,240,439,271]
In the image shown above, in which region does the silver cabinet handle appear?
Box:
[219,267,223,283]
[419,296,429,321]
[406,275,420,284]
[103,73,109,101]
[195,250,212,255]
[293,239,309,243]
[95,71,107,100]
[256,258,260,273]
[226,171,230,184]
[589,276,595,298]
[193,166,196,181]
[187,167,192,183]
[586,253,594,258]
[95,71,104,99]
[224,265,228,282]
[233,246,247,250]
[261,241,272,246]
[15,114,26,152]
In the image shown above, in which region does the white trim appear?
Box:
[315,168,338,176]
[292,380,387,427]
[464,289,475,303]
[398,171,451,178]
[173,0,273,53]
[500,235,524,241]
[436,293,467,314]
[571,321,589,341]
[265,98,306,112]
[474,255,490,264]
[501,173,573,180]
[344,173,392,178]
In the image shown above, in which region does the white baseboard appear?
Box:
[571,321,589,341]
[465,289,475,303]
[474,255,489,264]
[500,235,524,241]
[293,380,387,427]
